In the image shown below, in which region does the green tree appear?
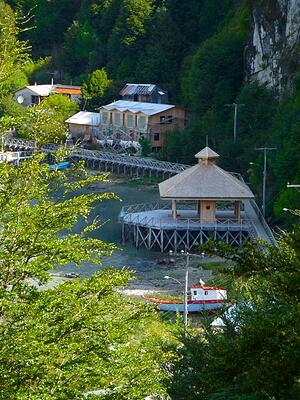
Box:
[0,156,172,399]
[107,0,154,77]
[39,93,79,123]
[0,1,30,96]
[82,68,112,110]
[169,226,300,399]
[139,136,151,157]
[0,107,68,145]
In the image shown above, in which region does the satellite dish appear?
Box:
[17,95,24,104]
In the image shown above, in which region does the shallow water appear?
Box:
[59,180,160,273]
[58,178,212,293]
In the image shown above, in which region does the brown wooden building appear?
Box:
[99,100,187,151]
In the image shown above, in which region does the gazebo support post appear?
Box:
[197,200,201,217]
[172,199,177,219]
[234,200,241,221]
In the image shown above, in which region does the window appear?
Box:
[193,290,197,296]
[167,115,173,124]
[113,113,121,126]
[153,133,160,141]
[204,290,208,295]
[127,114,134,127]
[206,205,211,210]
[160,116,166,124]
[138,116,146,129]
[101,111,108,125]
[31,95,40,105]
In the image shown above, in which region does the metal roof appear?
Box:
[51,87,82,95]
[23,85,52,97]
[65,111,100,126]
[119,83,166,97]
[15,84,82,97]
[159,147,255,200]
[100,100,175,116]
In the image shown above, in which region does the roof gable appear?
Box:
[100,100,175,116]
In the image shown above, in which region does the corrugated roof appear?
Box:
[101,100,174,116]
[159,147,254,200]
[65,111,100,126]
[16,84,82,97]
[51,87,82,95]
[120,83,165,96]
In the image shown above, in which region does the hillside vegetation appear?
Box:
[2,0,300,223]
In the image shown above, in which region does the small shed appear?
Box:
[65,111,100,141]
[159,146,255,221]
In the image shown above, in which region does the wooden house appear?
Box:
[119,83,168,104]
[98,100,187,151]
[14,84,82,107]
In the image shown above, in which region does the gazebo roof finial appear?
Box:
[194,147,220,164]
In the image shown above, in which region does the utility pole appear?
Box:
[255,147,276,217]
[225,103,245,143]
[183,252,189,338]
[167,249,190,338]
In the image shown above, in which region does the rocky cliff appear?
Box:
[245,0,300,94]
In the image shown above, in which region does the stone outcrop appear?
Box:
[245,0,300,94]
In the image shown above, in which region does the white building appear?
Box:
[65,111,100,141]
[14,84,82,107]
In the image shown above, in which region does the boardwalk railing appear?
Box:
[249,200,277,246]
[120,203,253,231]
[120,202,244,216]
[122,212,252,231]
[3,136,189,175]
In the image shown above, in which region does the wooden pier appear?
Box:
[119,201,276,251]
[3,137,188,177]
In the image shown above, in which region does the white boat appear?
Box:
[143,285,227,312]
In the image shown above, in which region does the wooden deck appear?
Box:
[121,209,251,230]
[120,201,276,251]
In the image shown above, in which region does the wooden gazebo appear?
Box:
[159,147,255,221]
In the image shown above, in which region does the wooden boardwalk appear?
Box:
[119,201,277,252]
[3,137,188,177]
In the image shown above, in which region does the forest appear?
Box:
[0,1,299,399]
[1,0,300,224]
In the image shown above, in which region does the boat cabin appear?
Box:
[190,286,227,302]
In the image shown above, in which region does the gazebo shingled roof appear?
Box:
[159,146,255,200]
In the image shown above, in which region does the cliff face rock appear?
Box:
[245,0,300,94]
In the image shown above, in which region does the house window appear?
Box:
[127,114,134,128]
[31,95,39,105]
[101,111,108,125]
[206,205,211,210]
[204,290,208,295]
[153,133,160,141]
[193,290,197,296]
[113,113,121,126]
[160,116,166,124]
[138,116,146,129]
[167,115,173,124]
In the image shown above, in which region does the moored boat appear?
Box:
[143,285,227,312]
